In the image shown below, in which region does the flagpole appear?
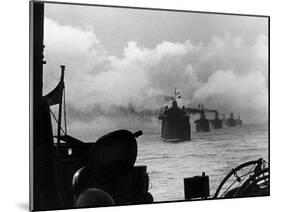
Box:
[63,88,67,135]
[56,65,65,155]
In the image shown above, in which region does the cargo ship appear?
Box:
[224,113,242,127]
[235,114,243,126]
[194,104,210,132]
[158,99,191,140]
[209,111,223,129]
[224,113,237,127]
[158,97,226,139]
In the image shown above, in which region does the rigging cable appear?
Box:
[49,108,66,135]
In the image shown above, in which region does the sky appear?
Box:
[43,3,268,141]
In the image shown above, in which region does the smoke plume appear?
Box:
[43,18,268,140]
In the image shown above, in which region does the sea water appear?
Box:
[134,124,268,202]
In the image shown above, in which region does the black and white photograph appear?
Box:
[30,1,269,211]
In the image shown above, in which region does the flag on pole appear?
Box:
[174,88,181,98]
[43,81,64,106]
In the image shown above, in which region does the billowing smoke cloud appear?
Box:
[43,18,268,140]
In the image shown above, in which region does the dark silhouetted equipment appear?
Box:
[75,188,115,208]
[42,63,96,208]
[73,130,153,206]
[89,129,138,174]
[73,165,152,206]
[31,2,62,210]
[31,3,152,209]
[184,172,210,200]
[214,158,269,198]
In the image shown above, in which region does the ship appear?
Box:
[158,91,224,139]
[158,99,191,140]
[158,92,227,139]
[194,104,210,132]
[224,113,237,127]
[224,113,242,127]
[209,111,223,129]
[235,114,243,126]
[192,105,225,132]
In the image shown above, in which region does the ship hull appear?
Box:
[224,118,237,127]
[161,116,191,140]
[210,119,223,129]
[195,119,210,132]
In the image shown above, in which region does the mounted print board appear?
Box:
[30,0,269,211]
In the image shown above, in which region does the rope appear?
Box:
[49,108,66,135]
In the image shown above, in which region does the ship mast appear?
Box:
[56,65,65,155]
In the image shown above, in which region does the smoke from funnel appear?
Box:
[43,18,268,139]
